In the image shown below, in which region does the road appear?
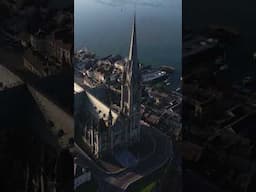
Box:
[75,125,173,192]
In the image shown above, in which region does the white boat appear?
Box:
[142,70,167,82]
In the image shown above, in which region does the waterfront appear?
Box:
[75,0,181,87]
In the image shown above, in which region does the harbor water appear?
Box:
[75,0,182,88]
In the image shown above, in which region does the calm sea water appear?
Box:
[75,0,182,87]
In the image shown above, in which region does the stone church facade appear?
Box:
[81,16,141,159]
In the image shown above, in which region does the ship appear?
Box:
[142,70,168,83]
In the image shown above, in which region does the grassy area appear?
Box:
[128,164,167,192]
[141,182,157,192]
[75,180,98,192]
[133,181,157,192]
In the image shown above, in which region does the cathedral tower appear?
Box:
[121,14,141,144]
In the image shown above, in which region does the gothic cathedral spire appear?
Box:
[121,13,140,113]
[128,13,137,62]
[128,13,139,81]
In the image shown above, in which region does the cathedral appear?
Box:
[81,15,141,159]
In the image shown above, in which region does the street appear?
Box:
[75,126,173,192]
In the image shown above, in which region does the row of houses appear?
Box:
[21,27,73,77]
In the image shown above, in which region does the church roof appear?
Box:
[79,85,120,127]
[87,85,120,107]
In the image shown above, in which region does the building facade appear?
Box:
[79,16,141,159]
